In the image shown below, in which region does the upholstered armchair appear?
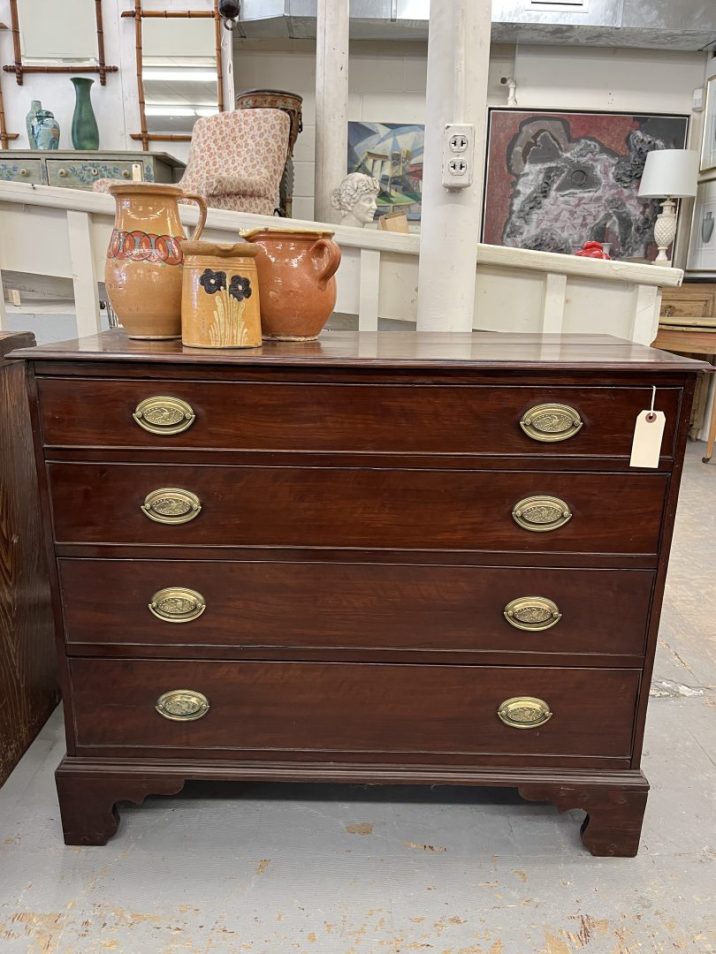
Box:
[179,109,290,214]
[94,109,290,216]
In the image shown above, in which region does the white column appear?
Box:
[67,210,101,337]
[314,0,349,224]
[416,0,492,331]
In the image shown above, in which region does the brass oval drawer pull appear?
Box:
[504,596,561,632]
[156,690,210,721]
[512,495,572,532]
[141,488,201,525]
[149,587,206,623]
[133,395,196,436]
[497,696,552,729]
[520,403,583,443]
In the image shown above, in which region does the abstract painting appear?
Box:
[347,121,424,221]
[483,109,689,260]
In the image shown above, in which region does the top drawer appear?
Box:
[37,378,680,458]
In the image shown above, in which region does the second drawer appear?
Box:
[59,558,654,657]
[48,463,668,553]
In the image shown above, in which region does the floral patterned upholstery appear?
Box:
[94,109,290,215]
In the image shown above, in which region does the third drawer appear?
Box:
[58,558,654,658]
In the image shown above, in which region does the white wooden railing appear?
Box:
[0,181,682,343]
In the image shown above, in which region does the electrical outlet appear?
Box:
[448,157,468,176]
[442,123,474,189]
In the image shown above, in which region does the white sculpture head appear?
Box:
[331,173,380,228]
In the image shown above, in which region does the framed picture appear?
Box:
[482,109,689,260]
[700,77,716,173]
[686,175,716,275]
[347,121,424,221]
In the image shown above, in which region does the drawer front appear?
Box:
[37,378,680,458]
[59,558,653,657]
[661,294,715,319]
[48,464,667,553]
[68,658,640,760]
[46,160,137,189]
[0,158,44,184]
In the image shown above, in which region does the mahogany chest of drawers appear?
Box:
[11,330,706,855]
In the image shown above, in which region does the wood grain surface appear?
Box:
[47,462,668,553]
[58,558,654,658]
[37,377,681,458]
[0,333,57,786]
[67,657,640,761]
[9,329,712,371]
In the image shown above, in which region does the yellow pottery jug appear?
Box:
[181,241,262,349]
[105,183,207,340]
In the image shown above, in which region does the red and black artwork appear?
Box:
[482,110,689,260]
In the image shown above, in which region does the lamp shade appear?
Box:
[638,149,699,198]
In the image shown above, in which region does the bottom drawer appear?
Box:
[68,659,640,763]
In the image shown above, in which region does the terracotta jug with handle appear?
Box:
[105,183,207,339]
[242,228,341,340]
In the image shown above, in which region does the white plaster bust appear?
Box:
[331,173,380,228]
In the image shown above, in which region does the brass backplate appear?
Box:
[519,402,583,443]
[504,596,562,632]
[155,689,210,721]
[149,587,206,623]
[512,495,572,532]
[141,488,202,525]
[133,395,196,436]
[497,696,552,729]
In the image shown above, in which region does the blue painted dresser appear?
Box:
[0,151,184,190]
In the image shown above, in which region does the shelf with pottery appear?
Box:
[0,178,682,342]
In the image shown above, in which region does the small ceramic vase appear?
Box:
[25,100,42,149]
[105,183,207,339]
[71,77,99,150]
[241,228,341,340]
[181,241,262,349]
[35,109,60,150]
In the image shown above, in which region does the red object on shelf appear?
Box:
[575,241,611,260]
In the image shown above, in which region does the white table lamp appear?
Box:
[638,149,698,264]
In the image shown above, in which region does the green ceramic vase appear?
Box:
[70,77,99,150]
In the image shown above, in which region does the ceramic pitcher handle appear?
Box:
[310,238,341,289]
[183,193,208,240]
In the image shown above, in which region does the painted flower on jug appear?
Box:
[229,275,252,302]
[199,269,226,294]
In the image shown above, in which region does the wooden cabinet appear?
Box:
[661,282,716,320]
[11,330,706,855]
[0,332,58,787]
[658,282,716,458]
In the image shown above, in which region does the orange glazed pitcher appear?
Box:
[242,228,341,340]
[105,183,207,339]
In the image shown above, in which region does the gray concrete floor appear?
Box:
[0,443,714,954]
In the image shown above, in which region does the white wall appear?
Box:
[0,4,708,203]
[0,0,232,163]
[232,38,707,221]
